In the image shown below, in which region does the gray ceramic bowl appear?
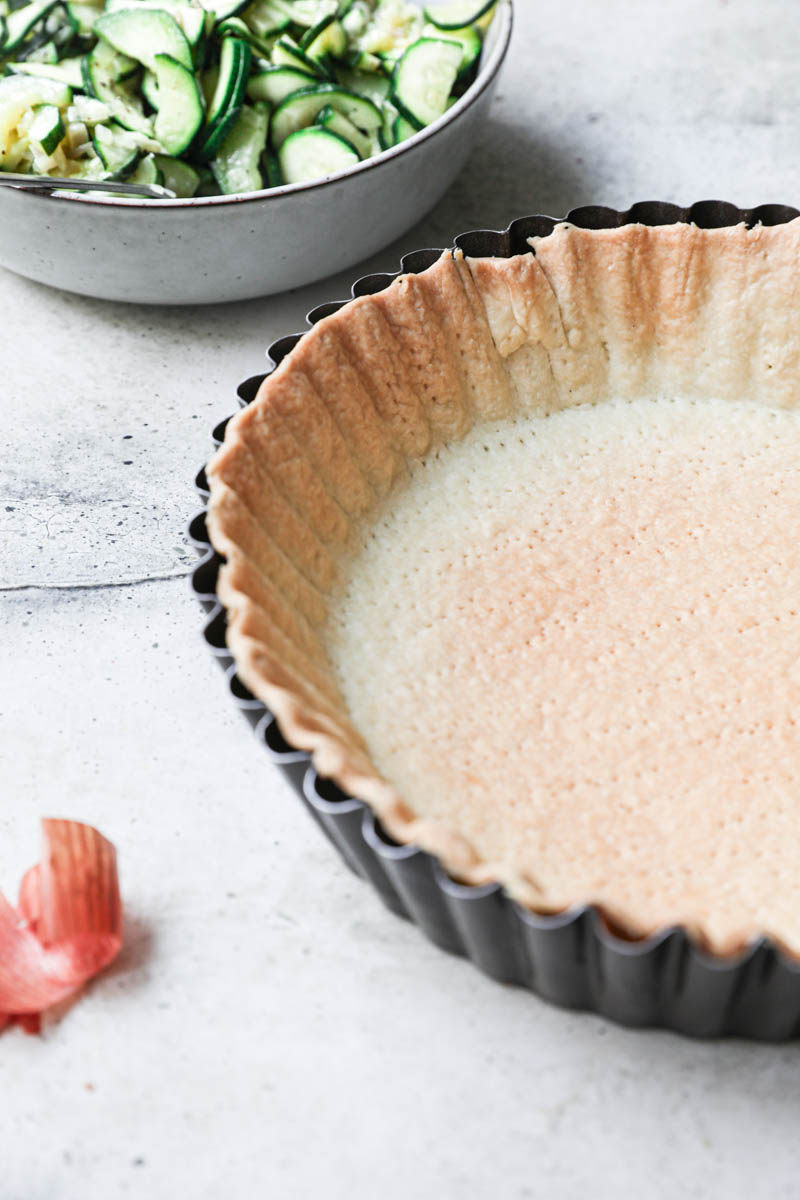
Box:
[0,2,512,304]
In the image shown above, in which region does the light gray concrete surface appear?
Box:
[3,2,800,1197]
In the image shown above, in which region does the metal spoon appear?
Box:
[0,172,175,199]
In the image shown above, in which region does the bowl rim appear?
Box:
[12,0,513,213]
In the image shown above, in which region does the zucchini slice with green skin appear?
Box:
[0,75,71,154]
[378,98,397,149]
[261,141,281,186]
[211,99,268,193]
[390,36,461,129]
[84,38,139,85]
[82,41,152,134]
[103,0,206,67]
[299,14,345,59]
[64,1,101,36]
[141,66,159,109]
[392,111,416,143]
[194,163,220,194]
[334,63,389,103]
[271,82,380,147]
[314,101,369,157]
[193,34,250,160]
[216,15,274,57]
[3,0,58,55]
[198,0,249,21]
[28,101,64,153]
[246,65,315,104]
[104,0,206,45]
[269,0,329,27]
[152,51,202,154]
[26,39,58,65]
[7,56,84,87]
[422,0,495,30]
[95,8,193,72]
[278,124,358,183]
[92,119,140,175]
[173,6,206,50]
[343,48,383,73]
[240,0,290,36]
[204,33,249,126]
[127,150,163,184]
[200,63,219,107]
[421,20,480,78]
[152,151,199,195]
[271,35,327,77]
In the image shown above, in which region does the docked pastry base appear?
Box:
[193,204,800,1038]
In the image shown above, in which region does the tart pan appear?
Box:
[190,200,800,1040]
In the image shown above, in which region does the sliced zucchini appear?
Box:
[141,66,159,108]
[299,13,345,60]
[7,55,84,86]
[0,74,70,152]
[334,62,389,103]
[152,52,202,154]
[392,111,416,143]
[278,124,357,183]
[216,15,274,56]
[198,0,249,20]
[271,35,326,77]
[343,48,383,73]
[270,82,380,147]
[95,8,192,72]
[390,36,461,129]
[194,163,220,194]
[28,100,64,152]
[422,20,480,78]
[211,99,267,193]
[261,141,280,186]
[239,0,290,36]
[82,41,152,133]
[199,62,218,106]
[246,64,314,104]
[171,5,205,50]
[338,0,368,30]
[152,151,199,195]
[193,34,249,159]
[314,101,370,157]
[422,0,495,30]
[203,32,248,125]
[377,98,396,149]
[92,118,139,174]
[127,150,163,184]
[268,0,332,27]
[64,1,101,35]
[26,38,58,64]
[84,38,138,84]
[103,0,205,65]
[2,0,58,54]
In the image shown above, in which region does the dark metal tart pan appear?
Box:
[190,201,800,1040]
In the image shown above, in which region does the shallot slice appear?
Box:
[0,820,122,1033]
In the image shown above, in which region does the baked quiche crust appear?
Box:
[207,218,800,958]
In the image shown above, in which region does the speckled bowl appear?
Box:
[0,2,512,305]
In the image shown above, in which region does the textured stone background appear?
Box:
[3,2,800,1196]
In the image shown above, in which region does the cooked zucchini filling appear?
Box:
[0,0,496,195]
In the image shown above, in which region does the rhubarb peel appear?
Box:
[0,820,122,1033]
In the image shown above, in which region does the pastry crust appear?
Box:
[207,218,800,958]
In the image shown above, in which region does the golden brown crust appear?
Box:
[206,220,800,958]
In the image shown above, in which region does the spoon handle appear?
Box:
[0,172,175,199]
